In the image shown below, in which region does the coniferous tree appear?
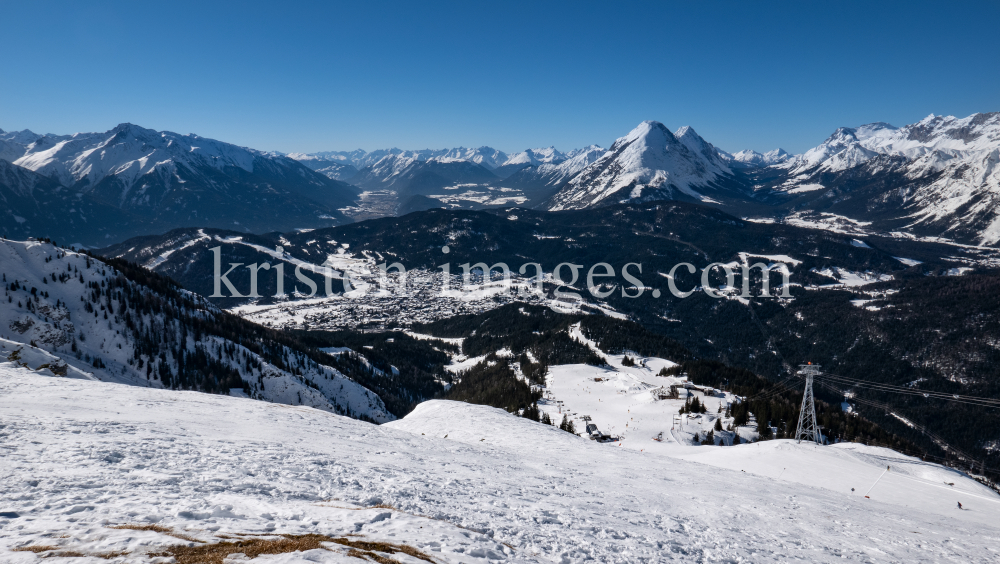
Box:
[757,415,773,440]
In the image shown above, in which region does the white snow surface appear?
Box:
[2,369,997,563]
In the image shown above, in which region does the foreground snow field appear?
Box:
[2,367,999,563]
[528,354,1000,527]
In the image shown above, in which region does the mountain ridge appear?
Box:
[0,123,360,245]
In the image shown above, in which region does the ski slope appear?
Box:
[673,440,1000,528]
[535,326,751,445]
[2,367,998,563]
[529,351,998,527]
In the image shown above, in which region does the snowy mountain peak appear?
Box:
[733,148,791,166]
[110,122,158,139]
[0,128,43,145]
[763,148,790,161]
[621,120,673,146]
[546,120,737,211]
[672,125,698,140]
[501,147,568,167]
[673,126,733,174]
[566,144,605,159]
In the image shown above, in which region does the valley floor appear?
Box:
[1,366,999,563]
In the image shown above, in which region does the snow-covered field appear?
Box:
[534,325,751,446]
[2,367,998,563]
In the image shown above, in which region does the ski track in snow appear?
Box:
[2,369,999,563]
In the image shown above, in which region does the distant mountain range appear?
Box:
[3,111,1000,246]
[757,113,1000,244]
[0,124,357,246]
[287,145,580,180]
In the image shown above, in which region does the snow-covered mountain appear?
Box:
[492,147,569,178]
[0,238,392,421]
[777,122,899,176]
[0,159,158,246]
[501,145,606,192]
[0,124,359,245]
[291,146,583,180]
[731,148,791,167]
[545,121,741,211]
[442,146,509,169]
[350,153,500,194]
[291,146,511,172]
[769,112,1000,245]
[500,147,567,167]
[0,128,46,145]
[0,129,46,162]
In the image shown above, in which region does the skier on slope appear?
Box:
[957,502,963,510]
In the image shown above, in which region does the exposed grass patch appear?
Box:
[109,523,171,533]
[108,523,204,543]
[148,534,436,564]
[95,550,130,559]
[329,537,435,563]
[12,545,60,553]
[347,547,400,563]
[151,534,332,564]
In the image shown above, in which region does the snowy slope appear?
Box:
[520,338,999,526]
[0,238,391,421]
[546,122,738,211]
[2,369,997,563]
[528,325,752,446]
[674,440,1000,527]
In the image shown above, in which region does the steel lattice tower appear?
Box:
[795,364,822,444]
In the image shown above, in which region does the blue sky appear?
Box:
[1,0,997,155]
